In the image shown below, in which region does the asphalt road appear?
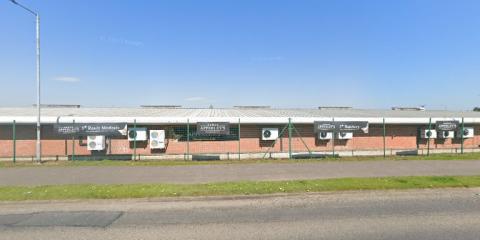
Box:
[1,160,480,186]
[0,188,479,240]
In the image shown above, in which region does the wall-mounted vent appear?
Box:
[234,106,271,109]
[318,106,352,110]
[33,104,81,108]
[140,105,182,109]
[391,106,425,111]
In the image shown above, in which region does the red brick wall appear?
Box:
[0,123,479,158]
[416,126,480,150]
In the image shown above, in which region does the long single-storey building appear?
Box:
[1,106,479,160]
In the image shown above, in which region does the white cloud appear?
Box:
[251,56,285,62]
[53,76,80,83]
[100,36,144,47]
[184,97,206,102]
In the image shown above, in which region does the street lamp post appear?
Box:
[9,0,41,162]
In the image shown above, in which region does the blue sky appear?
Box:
[1,0,480,110]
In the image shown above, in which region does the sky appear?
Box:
[1,0,480,110]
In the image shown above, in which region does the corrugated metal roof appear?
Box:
[0,107,479,117]
[0,107,479,124]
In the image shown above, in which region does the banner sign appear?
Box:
[314,121,369,133]
[436,121,459,131]
[197,122,230,135]
[54,123,128,137]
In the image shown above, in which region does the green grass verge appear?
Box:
[1,175,479,201]
[1,152,480,168]
[0,159,305,168]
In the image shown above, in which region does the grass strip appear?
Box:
[1,175,479,201]
[2,152,480,168]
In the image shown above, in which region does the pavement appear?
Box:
[0,188,480,240]
[0,160,480,186]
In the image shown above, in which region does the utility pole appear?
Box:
[9,0,42,162]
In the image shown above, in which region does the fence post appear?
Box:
[292,125,312,157]
[461,117,464,154]
[186,118,190,161]
[72,119,75,161]
[133,119,137,161]
[332,118,335,158]
[238,118,241,160]
[262,125,289,159]
[12,120,16,163]
[108,137,112,155]
[427,117,432,156]
[288,118,292,159]
[383,118,386,159]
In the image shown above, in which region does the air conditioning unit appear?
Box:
[421,129,437,139]
[128,127,147,141]
[457,127,474,138]
[87,135,106,151]
[318,132,333,140]
[438,131,454,139]
[337,132,353,140]
[262,128,279,141]
[149,130,165,149]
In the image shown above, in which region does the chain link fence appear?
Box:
[0,118,479,162]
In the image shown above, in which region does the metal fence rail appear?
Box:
[0,117,477,162]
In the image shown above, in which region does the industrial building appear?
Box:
[0,106,479,161]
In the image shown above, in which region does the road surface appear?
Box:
[0,188,479,240]
[0,160,480,186]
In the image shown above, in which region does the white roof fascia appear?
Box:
[1,116,480,125]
